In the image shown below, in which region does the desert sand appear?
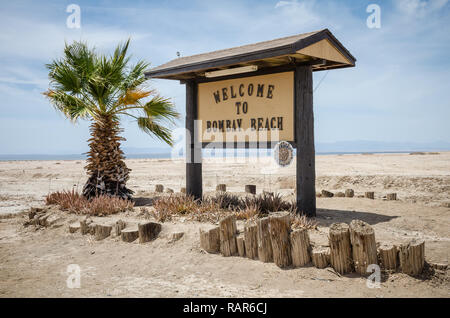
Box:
[0,152,449,297]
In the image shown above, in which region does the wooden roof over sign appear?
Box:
[145,29,356,80]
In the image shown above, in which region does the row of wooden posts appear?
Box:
[69,217,162,243]
[320,189,398,200]
[200,213,425,276]
[155,183,397,200]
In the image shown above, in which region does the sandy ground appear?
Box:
[0,152,449,297]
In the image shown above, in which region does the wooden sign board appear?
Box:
[197,72,294,144]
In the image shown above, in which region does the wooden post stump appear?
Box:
[269,212,292,268]
[257,216,273,263]
[216,184,227,192]
[138,221,161,243]
[311,247,330,269]
[345,189,354,198]
[245,185,256,195]
[95,224,112,241]
[180,187,186,194]
[399,239,425,276]
[349,220,378,275]
[80,218,93,235]
[115,220,126,236]
[121,228,139,242]
[219,215,237,257]
[329,223,353,274]
[321,190,334,198]
[69,222,80,233]
[88,223,96,235]
[244,223,258,260]
[335,192,345,197]
[387,193,397,201]
[379,243,398,270]
[365,192,375,199]
[155,184,164,193]
[290,228,311,267]
[199,227,220,253]
[236,234,246,257]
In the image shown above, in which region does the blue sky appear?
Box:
[0,0,449,154]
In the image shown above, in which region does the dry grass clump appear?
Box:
[235,203,260,221]
[45,189,133,216]
[45,189,87,212]
[242,192,293,214]
[205,192,242,211]
[87,195,134,216]
[151,192,295,223]
[291,214,319,230]
[152,194,199,222]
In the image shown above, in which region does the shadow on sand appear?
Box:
[315,208,398,227]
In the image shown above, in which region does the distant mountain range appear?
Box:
[1,141,449,161]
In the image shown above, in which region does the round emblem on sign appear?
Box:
[273,141,294,167]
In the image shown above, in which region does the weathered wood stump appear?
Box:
[88,223,96,235]
[345,189,354,198]
[200,227,220,253]
[121,228,139,242]
[244,223,258,260]
[216,184,227,192]
[269,212,292,268]
[115,220,126,236]
[257,216,273,263]
[378,243,398,270]
[335,192,345,197]
[95,224,112,241]
[236,234,246,257]
[321,190,334,198]
[138,221,161,243]
[399,239,425,276]
[180,187,186,194]
[311,247,330,269]
[69,222,80,233]
[290,228,311,267]
[387,193,397,201]
[155,184,164,193]
[219,215,238,256]
[365,192,375,199]
[349,220,378,275]
[166,188,174,194]
[80,218,93,235]
[329,223,353,274]
[245,185,256,195]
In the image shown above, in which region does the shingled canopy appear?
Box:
[145,29,356,80]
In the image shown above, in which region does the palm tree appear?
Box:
[44,40,179,200]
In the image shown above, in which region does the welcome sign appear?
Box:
[197,71,294,143]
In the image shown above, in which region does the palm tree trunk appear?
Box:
[82,114,133,200]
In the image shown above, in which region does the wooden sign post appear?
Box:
[146,29,356,217]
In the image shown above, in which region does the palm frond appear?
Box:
[43,90,93,121]
[142,95,180,124]
[137,116,174,146]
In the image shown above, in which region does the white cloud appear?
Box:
[396,0,449,17]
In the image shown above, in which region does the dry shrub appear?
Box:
[205,192,243,211]
[242,192,292,214]
[291,214,318,230]
[85,195,134,216]
[235,203,260,221]
[152,194,199,222]
[45,189,87,213]
[45,189,133,216]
